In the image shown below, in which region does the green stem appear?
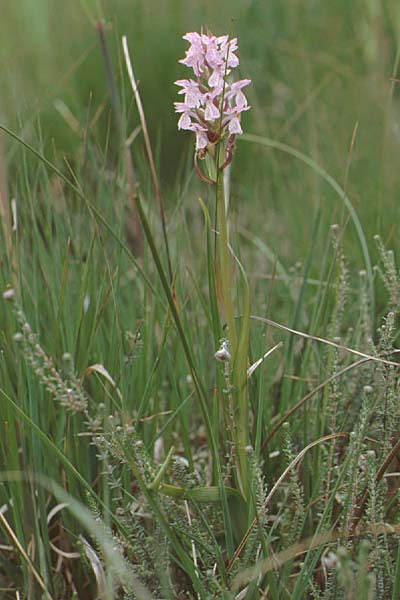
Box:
[149,445,175,491]
[216,173,250,499]
[216,175,237,355]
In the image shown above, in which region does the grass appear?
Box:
[1,1,400,598]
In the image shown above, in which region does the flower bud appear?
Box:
[215,339,231,362]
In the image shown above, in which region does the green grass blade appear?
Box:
[240,133,375,323]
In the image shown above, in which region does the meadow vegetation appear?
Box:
[1,1,400,598]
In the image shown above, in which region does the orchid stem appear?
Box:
[216,172,250,499]
[216,174,237,356]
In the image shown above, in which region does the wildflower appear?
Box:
[174,31,251,177]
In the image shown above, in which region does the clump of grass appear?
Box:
[1,5,400,600]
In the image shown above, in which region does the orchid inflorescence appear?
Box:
[174,31,251,176]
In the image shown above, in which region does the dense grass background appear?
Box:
[2,0,400,240]
[1,1,400,598]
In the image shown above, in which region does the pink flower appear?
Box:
[225,79,252,107]
[204,37,222,70]
[175,79,203,108]
[219,37,239,69]
[180,32,206,77]
[174,102,194,129]
[189,124,209,150]
[208,69,223,89]
[203,91,221,121]
[175,31,251,170]
[224,112,244,135]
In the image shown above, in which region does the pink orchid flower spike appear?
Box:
[174,30,251,182]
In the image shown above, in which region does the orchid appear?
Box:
[174,31,251,175]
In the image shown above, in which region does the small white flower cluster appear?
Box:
[174,32,251,166]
